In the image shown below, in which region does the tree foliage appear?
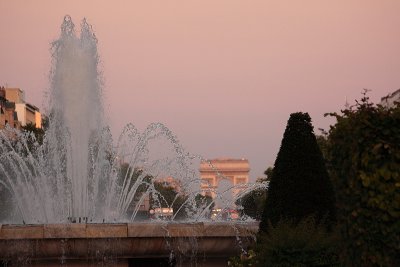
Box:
[256,217,339,267]
[20,122,45,154]
[118,163,190,219]
[316,134,329,162]
[151,181,188,219]
[260,112,336,232]
[264,166,274,181]
[195,193,214,211]
[236,188,266,220]
[230,217,340,267]
[326,94,400,266]
[236,168,270,220]
[118,163,151,197]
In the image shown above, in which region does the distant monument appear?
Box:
[200,158,249,208]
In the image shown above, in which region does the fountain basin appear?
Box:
[0,222,258,266]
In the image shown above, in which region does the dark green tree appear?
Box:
[116,163,153,219]
[194,193,214,211]
[151,181,189,220]
[327,94,400,267]
[264,166,274,181]
[236,188,266,220]
[259,112,336,232]
[118,163,152,195]
[236,171,269,220]
[316,134,329,161]
[237,167,271,220]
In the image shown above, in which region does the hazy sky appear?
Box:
[1,1,400,179]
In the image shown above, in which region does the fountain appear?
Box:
[0,16,264,266]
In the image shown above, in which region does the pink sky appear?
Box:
[1,1,400,179]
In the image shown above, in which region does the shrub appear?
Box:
[327,95,400,266]
[229,217,340,267]
[256,217,340,267]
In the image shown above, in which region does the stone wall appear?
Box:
[0,222,258,266]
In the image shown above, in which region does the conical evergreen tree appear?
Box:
[259,112,336,232]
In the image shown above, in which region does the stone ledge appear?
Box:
[86,223,127,238]
[44,224,86,238]
[166,222,204,237]
[128,223,167,237]
[0,222,258,261]
[0,224,44,239]
[203,222,258,237]
[0,222,258,239]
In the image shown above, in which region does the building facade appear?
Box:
[0,87,41,128]
[15,103,41,127]
[199,158,249,206]
[4,88,25,104]
[0,88,20,129]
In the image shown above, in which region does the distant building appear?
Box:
[0,87,20,129]
[199,158,249,205]
[380,89,400,108]
[1,87,41,128]
[15,103,41,127]
[4,87,25,104]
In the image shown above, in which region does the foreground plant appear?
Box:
[229,217,340,267]
[326,93,400,266]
